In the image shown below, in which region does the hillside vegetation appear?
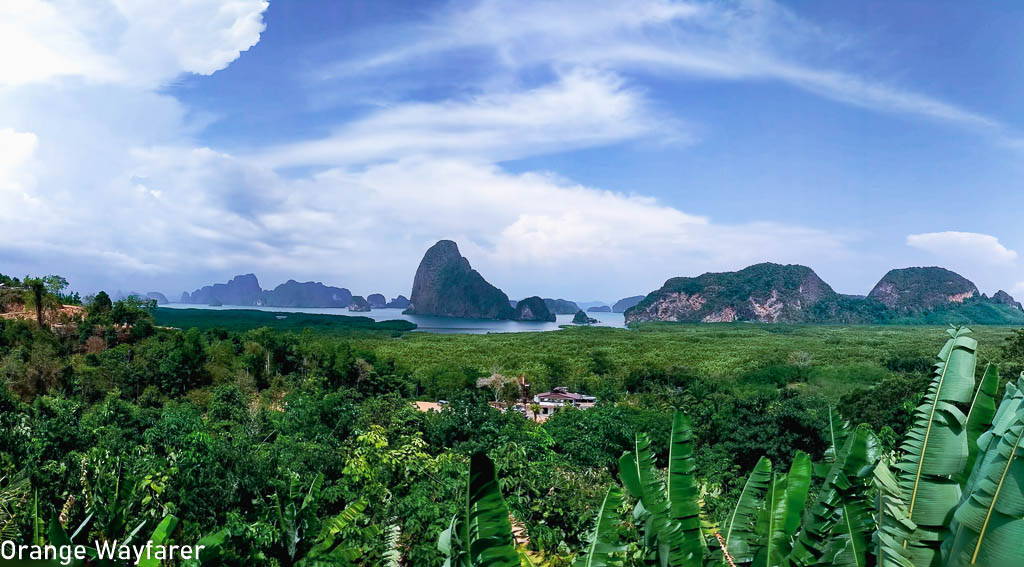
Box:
[626,263,1024,325]
[4,273,1024,565]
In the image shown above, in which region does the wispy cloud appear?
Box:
[264,68,676,167]
[318,0,1012,140]
[3,0,1020,299]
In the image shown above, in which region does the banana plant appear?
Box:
[824,407,851,466]
[895,326,978,567]
[46,512,186,567]
[944,376,1024,566]
[751,452,810,567]
[788,425,880,567]
[434,327,1024,567]
[722,457,772,564]
[574,486,626,567]
[296,497,368,565]
[0,472,29,541]
[874,460,917,567]
[438,452,520,567]
[268,472,369,566]
[955,364,1000,489]
[618,411,705,566]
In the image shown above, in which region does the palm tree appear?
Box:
[27,278,45,328]
[20,275,69,329]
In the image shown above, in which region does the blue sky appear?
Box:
[2,0,1024,302]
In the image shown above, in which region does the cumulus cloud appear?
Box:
[0,0,864,299]
[906,232,1018,266]
[16,0,994,299]
[0,0,268,87]
[18,149,845,298]
[0,0,268,286]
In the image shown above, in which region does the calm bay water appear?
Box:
[163,304,626,334]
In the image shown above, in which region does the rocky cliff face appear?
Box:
[612,295,644,313]
[514,296,556,321]
[366,293,387,308]
[146,292,169,305]
[993,290,1023,310]
[572,310,598,324]
[867,267,980,313]
[543,298,580,315]
[183,274,264,306]
[404,240,515,319]
[386,295,410,309]
[348,296,370,312]
[263,280,352,308]
[625,263,839,324]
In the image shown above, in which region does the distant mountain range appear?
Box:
[115,291,169,304]
[612,295,644,313]
[624,263,1024,325]
[178,275,407,311]
[168,240,1024,325]
[401,240,1023,325]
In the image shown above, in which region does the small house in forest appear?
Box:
[529,387,595,421]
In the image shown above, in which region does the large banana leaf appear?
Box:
[782,453,811,538]
[274,473,323,562]
[136,515,180,567]
[958,377,1024,502]
[574,486,626,567]
[47,517,87,567]
[956,364,1000,488]
[619,432,675,564]
[943,376,1024,565]
[192,527,230,563]
[753,452,810,567]
[895,326,977,567]
[303,497,368,562]
[723,456,772,564]
[788,426,880,567]
[873,461,917,567]
[945,408,1024,567]
[819,427,881,567]
[439,453,520,567]
[667,412,705,565]
[824,407,851,466]
[618,413,708,567]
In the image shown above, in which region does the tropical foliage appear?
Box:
[2,274,1024,566]
[442,328,1024,567]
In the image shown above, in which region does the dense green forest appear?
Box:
[2,278,1024,565]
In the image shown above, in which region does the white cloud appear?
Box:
[0,0,268,88]
[1,132,853,298]
[0,0,861,299]
[13,0,1006,301]
[264,68,674,167]
[906,231,1018,265]
[321,0,1011,139]
[0,128,42,223]
[0,128,38,192]
[0,0,268,287]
